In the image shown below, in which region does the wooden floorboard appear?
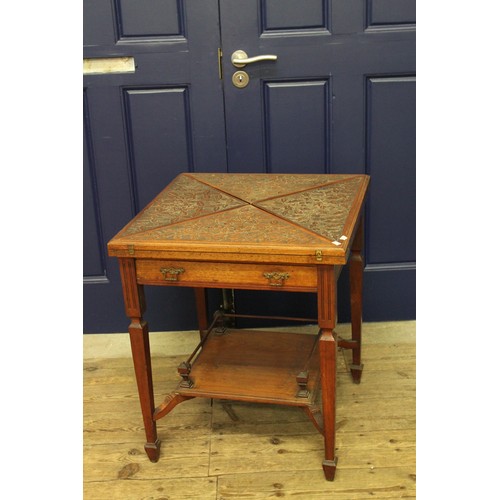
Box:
[83,320,415,499]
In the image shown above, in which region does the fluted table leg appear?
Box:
[317,266,338,481]
[349,218,364,383]
[119,258,160,462]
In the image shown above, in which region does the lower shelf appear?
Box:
[177,328,320,406]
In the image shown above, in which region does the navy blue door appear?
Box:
[84,1,415,332]
[219,0,416,324]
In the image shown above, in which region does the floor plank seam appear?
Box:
[208,397,215,478]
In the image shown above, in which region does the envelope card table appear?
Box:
[107,172,370,481]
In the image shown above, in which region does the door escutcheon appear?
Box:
[232,70,250,88]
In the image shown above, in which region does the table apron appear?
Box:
[135,259,319,292]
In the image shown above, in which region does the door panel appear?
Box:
[367,0,416,27]
[262,0,329,31]
[83,91,105,279]
[365,76,416,264]
[263,80,331,172]
[116,0,184,37]
[123,87,195,210]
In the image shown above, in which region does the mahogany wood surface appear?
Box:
[349,217,364,383]
[317,265,339,480]
[118,258,160,461]
[109,173,370,481]
[193,288,209,340]
[108,173,370,265]
[135,259,318,291]
[176,329,321,405]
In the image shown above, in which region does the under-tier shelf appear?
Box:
[176,328,321,406]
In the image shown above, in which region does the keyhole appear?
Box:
[233,71,249,88]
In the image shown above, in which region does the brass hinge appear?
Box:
[315,250,323,262]
[127,244,135,255]
[218,47,223,79]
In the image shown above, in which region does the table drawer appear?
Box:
[135,260,317,291]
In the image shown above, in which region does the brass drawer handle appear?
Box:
[160,267,185,281]
[263,272,290,287]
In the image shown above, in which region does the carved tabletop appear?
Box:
[108,173,370,264]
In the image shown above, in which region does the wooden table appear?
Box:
[108,173,370,481]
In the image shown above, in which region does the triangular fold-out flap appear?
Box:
[254,176,365,242]
[186,173,357,203]
[121,204,330,246]
[113,174,246,239]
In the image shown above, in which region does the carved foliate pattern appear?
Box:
[123,205,329,245]
[117,174,245,237]
[188,173,356,203]
[110,174,367,250]
[255,177,363,242]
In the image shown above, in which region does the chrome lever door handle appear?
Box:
[231,50,278,68]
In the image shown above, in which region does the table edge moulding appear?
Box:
[107,172,370,481]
